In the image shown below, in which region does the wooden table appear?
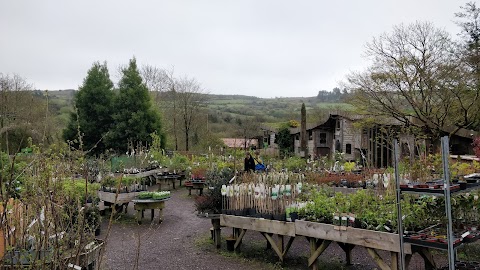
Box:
[98,191,142,214]
[186,180,206,195]
[219,215,432,270]
[220,215,296,262]
[156,174,181,190]
[132,197,170,224]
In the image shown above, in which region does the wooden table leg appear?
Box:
[234,229,247,250]
[151,209,154,221]
[390,252,398,270]
[309,237,320,270]
[366,248,392,270]
[136,210,142,224]
[211,218,221,249]
[172,179,176,189]
[158,208,163,223]
[338,243,355,265]
[279,235,284,254]
[308,238,331,269]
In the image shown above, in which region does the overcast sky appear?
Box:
[0,0,468,98]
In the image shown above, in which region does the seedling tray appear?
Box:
[404,236,462,250]
[400,184,460,194]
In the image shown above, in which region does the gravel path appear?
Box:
[99,185,448,270]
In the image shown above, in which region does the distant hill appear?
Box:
[44,89,353,138]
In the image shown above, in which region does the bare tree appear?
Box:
[348,22,480,141]
[0,73,52,153]
[175,77,207,151]
[140,65,181,150]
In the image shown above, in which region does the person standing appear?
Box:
[244,152,255,172]
[253,150,266,171]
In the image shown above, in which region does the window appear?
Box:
[346,143,352,154]
[308,130,313,140]
[319,133,327,144]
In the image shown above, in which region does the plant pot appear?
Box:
[254,213,262,218]
[290,212,298,222]
[221,209,227,214]
[262,213,273,220]
[247,208,257,217]
[226,238,236,251]
[234,210,242,216]
[274,213,286,221]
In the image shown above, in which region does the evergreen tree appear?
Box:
[275,124,292,156]
[107,58,166,153]
[63,62,114,155]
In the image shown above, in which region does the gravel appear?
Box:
[99,185,448,270]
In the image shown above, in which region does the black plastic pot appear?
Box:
[274,213,286,221]
[262,213,273,220]
[290,212,298,222]
[248,208,257,216]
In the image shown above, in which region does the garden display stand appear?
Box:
[132,197,170,224]
[185,176,206,195]
[156,172,181,190]
[394,136,480,270]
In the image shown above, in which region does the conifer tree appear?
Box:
[107,58,166,153]
[63,62,114,155]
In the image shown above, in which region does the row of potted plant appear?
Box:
[218,172,304,221]
[137,191,171,200]
[100,176,148,193]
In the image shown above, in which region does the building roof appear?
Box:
[221,138,258,148]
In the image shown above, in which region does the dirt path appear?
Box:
[99,185,447,270]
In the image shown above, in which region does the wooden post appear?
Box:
[211,218,221,249]
[390,252,398,270]
[279,235,284,254]
[338,243,354,265]
[309,237,319,270]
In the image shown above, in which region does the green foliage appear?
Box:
[275,125,292,155]
[0,152,27,198]
[343,161,355,172]
[169,153,191,172]
[107,58,166,153]
[298,187,447,232]
[63,62,114,155]
[283,156,306,172]
[62,180,100,202]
